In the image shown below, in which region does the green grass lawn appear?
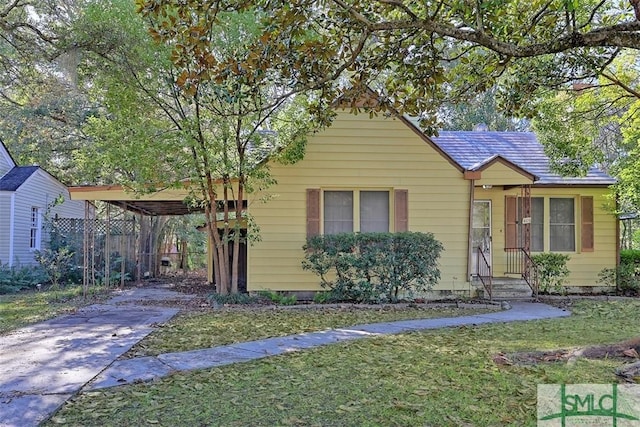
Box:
[0,285,110,335]
[47,300,640,426]
[125,304,495,357]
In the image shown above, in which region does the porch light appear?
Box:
[482,185,493,189]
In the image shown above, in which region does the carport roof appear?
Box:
[68,185,202,216]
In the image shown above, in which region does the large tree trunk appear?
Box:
[204,175,228,294]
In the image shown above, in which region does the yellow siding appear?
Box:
[478,185,617,287]
[476,162,533,187]
[248,112,471,292]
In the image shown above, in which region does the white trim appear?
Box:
[471,199,492,274]
[8,193,15,266]
[29,206,42,251]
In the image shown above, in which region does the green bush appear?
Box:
[620,249,640,265]
[34,247,79,289]
[302,232,443,303]
[597,265,638,295]
[0,263,48,294]
[598,250,640,295]
[256,290,298,305]
[208,292,263,305]
[531,253,570,294]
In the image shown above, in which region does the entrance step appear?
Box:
[475,277,534,300]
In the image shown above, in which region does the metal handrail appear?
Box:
[504,247,538,298]
[476,248,492,300]
[521,250,539,299]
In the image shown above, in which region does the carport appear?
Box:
[68,184,206,291]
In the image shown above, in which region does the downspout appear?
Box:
[8,193,15,266]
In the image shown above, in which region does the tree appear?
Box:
[531,50,640,210]
[439,87,529,131]
[134,1,640,135]
[0,0,99,183]
[72,1,322,294]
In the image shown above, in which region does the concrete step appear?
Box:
[474,277,534,300]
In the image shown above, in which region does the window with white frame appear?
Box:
[30,207,41,250]
[323,190,390,234]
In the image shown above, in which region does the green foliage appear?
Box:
[303,232,443,303]
[597,265,639,296]
[620,248,640,265]
[312,291,335,304]
[439,87,529,131]
[531,253,571,294]
[256,290,298,306]
[207,292,263,306]
[0,263,48,294]
[34,247,78,290]
[0,283,111,334]
[598,249,640,295]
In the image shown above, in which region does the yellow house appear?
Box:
[248,111,618,298]
[69,110,618,298]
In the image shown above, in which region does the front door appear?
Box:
[471,200,492,276]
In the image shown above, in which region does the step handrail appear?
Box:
[476,247,492,300]
[504,247,538,299]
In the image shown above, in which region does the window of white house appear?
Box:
[549,198,575,251]
[30,207,41,250]
[323,190,390,234]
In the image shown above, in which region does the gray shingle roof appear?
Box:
[430,131,616,185]
[0,166,39,191]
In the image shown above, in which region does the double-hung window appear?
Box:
[306,188,407,237]
[516,197,544,252]
[508,196,582,252]
[549,198,575,252]
[30,207,41,250]
[323,190,390,234]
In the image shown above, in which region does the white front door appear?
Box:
[471,200,492,276]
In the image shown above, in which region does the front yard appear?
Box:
[0,284,110,335]
[45,299,640,426]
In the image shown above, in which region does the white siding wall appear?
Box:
[9,170,84,266]
[0,144,14,177]
[0,192,13,264]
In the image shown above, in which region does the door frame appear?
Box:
[471,199,492,277]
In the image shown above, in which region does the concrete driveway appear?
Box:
[0,285,193,427]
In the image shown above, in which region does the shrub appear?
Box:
[208,292,263,305]
[531,253,570,294]
[34,247,78,290]
[0,263,48,294]
[620,249,640,266]
[256,290,298,305]
[598,250,640,295]
[302,232,443,303]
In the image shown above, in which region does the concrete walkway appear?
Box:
[0,287,570,427]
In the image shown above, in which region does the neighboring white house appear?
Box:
[0,140,85,266]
